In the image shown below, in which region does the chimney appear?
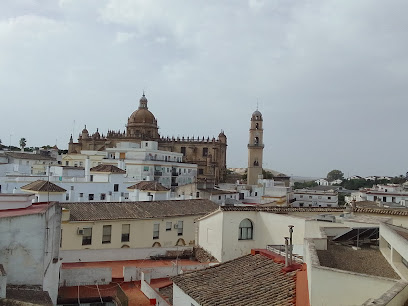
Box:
[284,237,289,267]
[288,225,294,265]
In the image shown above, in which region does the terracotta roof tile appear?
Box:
[60,199,218,221]
[21,180,67,192]
[90,164,126,173]
[4,152,55,160]
[219,205,408,216]
[172,252,299,306]
[127,181,169,191]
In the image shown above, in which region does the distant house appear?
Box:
[348,175,363,180]
[315,178,329,186]
[330,179,343,185]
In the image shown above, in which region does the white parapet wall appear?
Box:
[60,246,193,263]
[59,267,112,286]
[123,263,208,282]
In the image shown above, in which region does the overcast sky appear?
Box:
[1,0,407,178]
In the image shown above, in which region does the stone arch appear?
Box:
[152,242,161,247]
[176,238,186,246]
[121,244,130,248]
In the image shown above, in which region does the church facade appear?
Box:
[68,94,227,184]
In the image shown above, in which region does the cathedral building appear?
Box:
[68,94,227,184]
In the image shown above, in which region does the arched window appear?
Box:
[254,137,259,145]
[239,219,253,240]
[255,123,259,129]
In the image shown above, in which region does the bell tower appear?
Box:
[247,110,264,185]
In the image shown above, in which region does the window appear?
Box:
[309,196,312,199]
[198,169,204,175]
[122,224,130,242]
[71,186,74,190]
[114,184,119,192]
[177,221,183,236]
[88,194,94,201]
[299,203,304,207]
[65,194,69,201]
[196,192,200,198]
[144,166,149,172]
[82,228,92,245]
[90,175,93,182]
[153,224,160,239]
[181,147,186,156]
[65,161,69,166]
[239,219,253,240]
[328,196,331,200]
[100,193,106,200]
[79,193,83,198]
[202,147,208,157]
[79,161,83,167]
[218,196,221,200]
[300,195,303,198]
[166,222,172,231]
[102,225,112,244]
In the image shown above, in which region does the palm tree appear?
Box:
[19,138,27,151]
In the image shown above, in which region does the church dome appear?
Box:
[252,110,263,121]
[128,108,156,124]
[252,110,262,117]
[82,125,89,134]
[127,93,157,126]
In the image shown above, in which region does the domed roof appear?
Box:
[252,110,262,117]
[82,125,89,134]
[128,108,156,124]
[128,93,157,125]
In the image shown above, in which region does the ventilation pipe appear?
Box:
[284,237,289,267]
[288,225,294,265]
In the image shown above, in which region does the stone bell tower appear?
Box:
[247,110,264,185]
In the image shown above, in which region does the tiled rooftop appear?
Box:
[172,250,302,306]
[6,285,53,306]
[218,205,408,216]
[0,203,51,218]
[21,180,67,192]
[4,152,56,160]
[127,181,169,191]
[90,164,126,173]
[317,242,399,279]
[60,199,218,221]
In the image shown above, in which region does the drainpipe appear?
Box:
[284,237,289,267]
[288,225,294,265]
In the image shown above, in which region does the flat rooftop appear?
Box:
[317,242,399,279]
[61,258,208,279]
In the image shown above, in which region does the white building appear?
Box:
[315,178,329,186]
[291,189,338,207]
[63,141,198,190]
[358,184,408,206]
[0,194,61,304]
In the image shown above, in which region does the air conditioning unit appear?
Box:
[174,224,178,229]
[77,228,84,235]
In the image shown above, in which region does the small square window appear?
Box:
[88,194,94,201]
[166,222,172,231]
[79,193,83,198]
[100,193,106,200]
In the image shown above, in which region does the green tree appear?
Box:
[327,169,344,181]
[262,169,274,179]
[19,138,27,150]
